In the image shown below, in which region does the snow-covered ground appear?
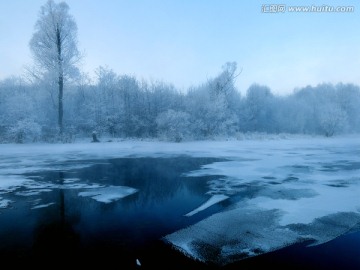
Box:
[1,134,360,265]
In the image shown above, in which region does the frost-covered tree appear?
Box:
[156,109,191,142]
[8,119,42,144]
[209,62,240,98]
[29,0,81,135]
[336,83,360,132]
[242,84,274,132]
[318,103,347,137]
[185,62,241,139]
[0,77,44,143]
[143,81,184,137]
[273,96,307,134]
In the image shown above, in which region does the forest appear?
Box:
[1,64,359,144]
[1,0,360,144]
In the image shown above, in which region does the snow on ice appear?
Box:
[1,135,360,265]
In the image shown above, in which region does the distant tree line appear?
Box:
[1,61,360,143]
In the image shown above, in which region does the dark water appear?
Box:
[0,156,230,268]
[1,156,359,269]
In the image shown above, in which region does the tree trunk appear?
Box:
[58,74,63,135]
[56,24,64,135]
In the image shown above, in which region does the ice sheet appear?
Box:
[1,135,360,265]
[184,194,229,217]
[78,185,138,203]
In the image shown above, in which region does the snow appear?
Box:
[1,134,360,265]
[0,197,12,208]
[31,202,55,209]
[184,194,229,217]
[0,175,34,194]
[78,185,138,203]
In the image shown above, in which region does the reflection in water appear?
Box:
[32,172,80,264]
[0,157,226,267]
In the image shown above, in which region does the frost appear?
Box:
[184,194,229,217]
[78,185,138,203]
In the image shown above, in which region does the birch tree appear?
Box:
[29,0,81,135]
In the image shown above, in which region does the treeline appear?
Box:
[1,62,360,143]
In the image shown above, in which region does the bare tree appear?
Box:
[29,0,81,135]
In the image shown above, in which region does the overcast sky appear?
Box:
[0,0,359,95]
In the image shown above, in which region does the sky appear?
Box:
[0,0,359,95]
